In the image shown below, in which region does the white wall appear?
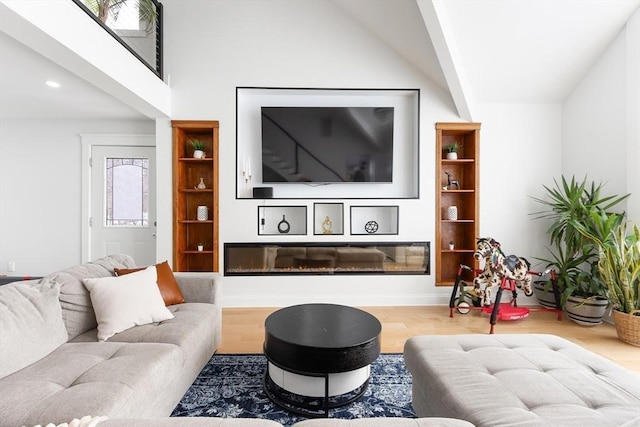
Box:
[0,119,154,276]
[159,0,456,306]
[2,1,635,309]
[475,104,562,266]
[563,8,640,225]
[157,0,563,307]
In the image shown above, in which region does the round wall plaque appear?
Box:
[364,220,378,234]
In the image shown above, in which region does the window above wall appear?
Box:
[72,0,163,78]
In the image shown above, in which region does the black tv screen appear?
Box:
[261,106,394,183]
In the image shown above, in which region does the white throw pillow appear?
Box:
[83,267,174,341]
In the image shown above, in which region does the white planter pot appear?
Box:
[446,152,458,160]
[193,150,205,159]
[565,295,609,326]
[532,280,560,309]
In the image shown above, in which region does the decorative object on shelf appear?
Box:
[253,187,273,199]
[190,139,206,159]
[445,141,461,160]
[197,243,204,252]
[445,171,460,190]
[278,215,290,234]
[322,216,333,234]
[364,220,379,234]
[196,177,206,189]
[447,206,458,220]
[197,205,209,221]
[449,241,455,250]
[241,156,253,198]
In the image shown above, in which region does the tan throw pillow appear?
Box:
[114,260,185,306]
[83,267,174,341]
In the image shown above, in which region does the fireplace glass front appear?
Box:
[224,242,430,276]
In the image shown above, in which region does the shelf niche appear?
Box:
[258,206,307,236]
[314,203,344,235]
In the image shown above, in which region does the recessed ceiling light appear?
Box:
[45,80,61,88]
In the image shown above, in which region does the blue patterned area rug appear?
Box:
[171,353,415,426]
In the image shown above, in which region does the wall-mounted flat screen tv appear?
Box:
[261,106,394,183]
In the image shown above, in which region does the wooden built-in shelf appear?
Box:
[435,122,480,286]
[172,120,219,272]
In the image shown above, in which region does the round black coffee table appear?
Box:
[263,303,381,417]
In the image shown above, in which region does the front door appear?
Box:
[90,145,156,266]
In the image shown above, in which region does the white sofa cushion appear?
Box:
[0,281,68,378]
[0,342,182,426]
[83,267,173,341]
[40,254,137,339]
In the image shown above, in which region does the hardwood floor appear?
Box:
[218,306,640,374]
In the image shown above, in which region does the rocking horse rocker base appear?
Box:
[481,303,530,322]
[449,265,562,334]
[483,277,530,333]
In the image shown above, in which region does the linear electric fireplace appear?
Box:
[224,242,430,276]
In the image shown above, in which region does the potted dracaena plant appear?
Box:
[530,175,629,325]
[574,212,639,345]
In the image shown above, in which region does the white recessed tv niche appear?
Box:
[236,87,419,199]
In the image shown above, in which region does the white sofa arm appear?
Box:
[173,272,221,304]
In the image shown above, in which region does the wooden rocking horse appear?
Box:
[472,237,533,306]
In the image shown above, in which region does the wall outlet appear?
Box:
[8,261,16,273]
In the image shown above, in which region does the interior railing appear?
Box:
[72,0,163,79]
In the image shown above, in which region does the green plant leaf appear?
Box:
[530,175,631,307]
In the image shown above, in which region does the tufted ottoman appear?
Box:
[404,334,640,426]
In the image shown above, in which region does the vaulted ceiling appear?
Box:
[1,0,638,120]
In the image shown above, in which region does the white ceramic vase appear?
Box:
[447,206,458,220]
[197,206,208,221]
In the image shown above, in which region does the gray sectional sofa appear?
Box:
[0,254,470,427]
[404,334,640,426]
[0,254,224,427]
[6,254,638,426]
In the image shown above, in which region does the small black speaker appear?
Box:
[253,187,273,199]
